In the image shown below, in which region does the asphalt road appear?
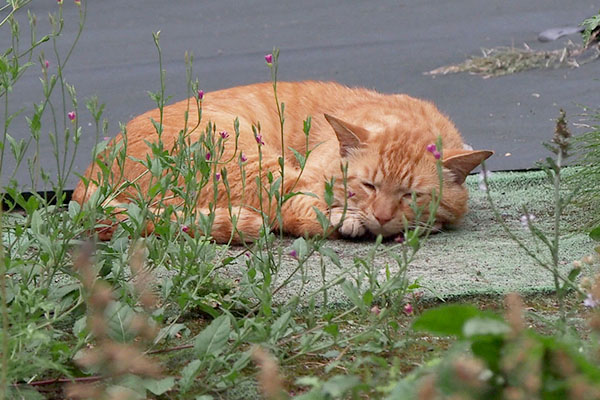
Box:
[2,0,598,190]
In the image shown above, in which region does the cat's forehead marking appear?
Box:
[363,115,401,135]
[363,123,385,135]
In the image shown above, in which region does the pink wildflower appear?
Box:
[44,60,50,69]
[426,144,437,153]
[215,172,221,181]
[197,89,204,100]
[205,152,211,161]
[265,53,273,64]
[255,133,264,146]
[240,153,248,162]
[403,303,413,315]
[370,305,381,316]
[220,131,229,139]
[289,249,298,259]
[347,191,355,198]
[67,111,76,121]
[432,150,441,160]
[181,225,190,234]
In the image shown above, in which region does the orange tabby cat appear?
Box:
[73,81,493,243]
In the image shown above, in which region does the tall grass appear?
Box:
[571,107,600,229]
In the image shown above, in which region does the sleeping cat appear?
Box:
[72,81,493,243]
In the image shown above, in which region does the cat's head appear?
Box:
[325,113,493,237]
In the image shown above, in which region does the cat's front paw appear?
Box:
[330,208,366,238]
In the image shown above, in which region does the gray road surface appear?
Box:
[2,0,598,190]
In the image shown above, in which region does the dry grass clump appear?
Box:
[66,241,163,400]
[252,346,286,400]
[426,42,600,78]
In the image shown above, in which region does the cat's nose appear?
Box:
[375,215,392,226]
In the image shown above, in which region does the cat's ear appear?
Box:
[324,114,370,157]
[442,149,494,184]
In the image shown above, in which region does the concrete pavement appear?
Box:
[1,0,598,190]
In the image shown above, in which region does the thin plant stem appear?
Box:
[553,146,565,325]
[0,0,32,28]
[0,210,8,400]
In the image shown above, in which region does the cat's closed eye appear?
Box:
[362,181,376,191]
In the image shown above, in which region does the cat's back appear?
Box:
[201,80,375,122]
[124,81,464,152]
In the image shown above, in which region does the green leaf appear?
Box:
[536,332,600,381]
[324,180,334,207]
[341,281,364,310]
[271,311,292,340]
[303,116,312,136]
[106,303,136,342]
[156,323,188,342]
[362,290,373,306]
[50,283,80,302]
[24,195,40,215]
[568,267,582,282]
[0,55,8,74]
[144,377,175,395]
[322,375,362,397]
[7,387,44,400]
[73,316,88,338]
[289,147,307,169]
[324,323,339,337]
[296,376,321,388]
[413,304,496,337]
[194,315,230,358]
[462,317,510,338]
[292,237,308,259]
[68,200,81,220]
[590,225,600,241]
[581,13,600,46]
[319,247,341,268]
[322,350,341,358]
[313,206,330,231]
[231,350,252,371]
[221,256,235,266]
[471,337,505,372]
[406,230,420,252]
[386,379,417,400]
[7,134,26,163]
[179,359,202,393]
[30,209,43,234]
